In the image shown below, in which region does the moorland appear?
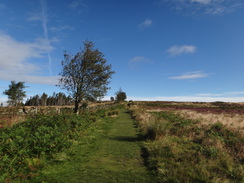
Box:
[0,101,243,182]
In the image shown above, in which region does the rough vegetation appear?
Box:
[130,102,244,182]
[1,101,243,182]
[32,107,156,182]
[0,108,106,182]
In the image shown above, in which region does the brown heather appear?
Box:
[130,104,244,182]
[178,109,244,133]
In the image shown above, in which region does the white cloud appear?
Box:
[0,32,57,85]
[196,93,223,97]
[161,0,243,15]
[129,56,151,68]
[226,91,244,95]
[104,91,244,102]
[191,0,211,5]
[167,45,196,56]
[130,56,147,62]
[126,95,244,102]
[169,71,209,79]
[27,0,54,75]
[70,1,80,9]
[27,12,42,22]
[70,0,89,13]
[0,33,52,70]
[0,96,8,106]
[205,2,242,15]
[0,72,59,85]
[139,18,153,28]
[195,91,244,98]
[49,25,75,32]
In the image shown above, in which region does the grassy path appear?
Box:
[33,109,156,183]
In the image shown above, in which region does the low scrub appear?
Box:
[106,110,119,117]
[0,111,100,182]
[131,109,244,182]
[178,109,244,132]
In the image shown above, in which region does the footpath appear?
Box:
[33,109,156,183]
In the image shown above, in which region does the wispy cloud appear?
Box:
[139,18,153,28]
[40,0,53,76]
[27,1,53,75]
[129,56,151,68]
[27,12,42,22]
[0,32,57,85]
[166,45,196,56]
[226,91,244,95]
[195,91,244,98]
[70,0,89,13]
[159,0,243,15]
[196,93,223,97]
[0,3,6,9]
[191,0,211,5]
[126,95,244,102]
[0,72,59,85]
[49,25,75,32]
[0,32,52,70]
[169,71,209,80]
[205,1,242,15]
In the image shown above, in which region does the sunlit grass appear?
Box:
[130,107,244,182]
[31,108,156,182]
[178,109,244,132]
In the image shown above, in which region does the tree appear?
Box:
[115,88,127,102]
[25,92,73,106]
[41,93,48,106]
[3,81,26,106]
[58,40,115,113]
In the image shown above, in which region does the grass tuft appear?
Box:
[131,109,244,182]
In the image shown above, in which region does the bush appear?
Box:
[115,88,127,102]
[80,102,88,109]
[106,110,119,117]
[0,113,95,181]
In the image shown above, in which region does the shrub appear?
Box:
[0,113,95,181]
[115,88,127,102]
[106,110,119,117]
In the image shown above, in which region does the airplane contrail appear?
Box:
[40,0,52,76]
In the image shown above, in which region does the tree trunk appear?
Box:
[74,100,79,114]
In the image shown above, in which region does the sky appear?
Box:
[1,0,244,104]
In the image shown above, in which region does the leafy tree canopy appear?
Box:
[115,88,127,102]
[3,81,26,106]
[58,40,115,113]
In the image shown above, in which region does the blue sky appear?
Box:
[1,0,244,104]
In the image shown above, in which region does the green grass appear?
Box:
[9,104,243,183]
[31,109,156,183]
[0,113,98,182]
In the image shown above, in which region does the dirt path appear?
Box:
[34,109,156,183]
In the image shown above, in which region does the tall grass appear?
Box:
[178,109,244,132]
[131,108,244,182]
